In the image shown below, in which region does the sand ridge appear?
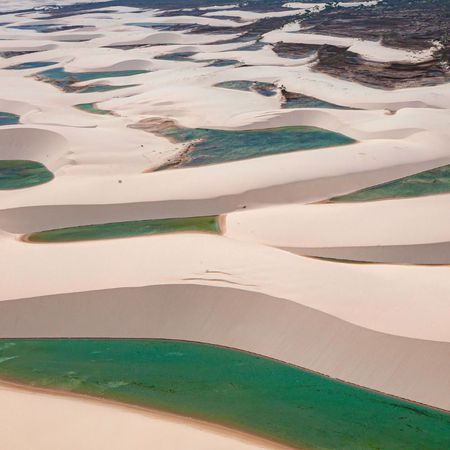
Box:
[0,1,449,444]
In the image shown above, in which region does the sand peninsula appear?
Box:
[0,0,449,449]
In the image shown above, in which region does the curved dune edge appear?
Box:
[1,155,449,233]
[281,241,450,265]
[0,381,288,450]
[1,284,449,411]
[0,127,68,167]
[0,3,448,439]
[224,195,450,248]
[2,232,449,342]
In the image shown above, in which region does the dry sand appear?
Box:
[0,0,449,447]
[0,381,285,450]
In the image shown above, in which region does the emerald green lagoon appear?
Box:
[0,339,448,450]
[155,124,355,168]
[26,215,219,242]
[76,102,112,115]
[331,164,450,202]
[0,111,19,126]
[37,67,148,92]
[215,80,277,96]
[0,160,54,190]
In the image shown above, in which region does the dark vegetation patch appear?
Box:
[314,44,449,89]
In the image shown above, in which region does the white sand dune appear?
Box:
[2,233,450,344]
[0,1,449,445]
[0,127,68,168]
[1,284,449,410]
[225,195,450,247]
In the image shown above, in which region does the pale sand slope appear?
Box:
[2,233,450,344]
[224,196,450,264]
[0,383,280,450]
[0,0,449,422]
[1,285,449,410]
[224,195,450,248]
[281,241,450,265]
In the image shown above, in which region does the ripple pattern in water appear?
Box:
[331,164,450,202]
[26,215,220,242]
[0,339,449,450]
[0,160,54,190]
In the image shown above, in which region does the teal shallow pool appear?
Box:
[155,123,355,168]
[207,59,240,67]
[75,102,112,115]
[331,164,450,202]
[79,84,138,93]
[282,92,356,110]
[0,339,448,450]
[8,23,83,33]
[0,160,54,190]
[215,80,277,96]
[37,67,148,92]
[26,215,220,242]
[6,61,56,70]
[154,51,197,61]
[0,112,19,126]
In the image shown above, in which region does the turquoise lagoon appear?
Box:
[0,339,449,450]
[154,53,238,67]
[331,164,450,202]
[26,215,220,242]
[206,59,240,67]
[8,23,83,33]
[282,93,356,110]
[215,80,277,96]
[7,61,56,70]
[75,103,112,115]
[155,124,355,168]
[0,112,19,126]
[37,67,148,92]
[0,160,53,190]
[154,51,197,61]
